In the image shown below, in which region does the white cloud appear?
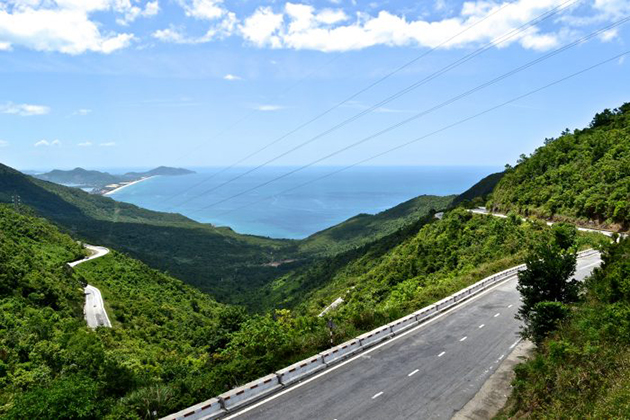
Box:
[152,12,236,43]
[1,102,50,116]
[240,7,284,48]
[99,141,116,146]
[223,73,242,81]
[237,0,578,52]
[116,0,160,25]
[0,1,137,54]
[78,141,93,146]
[179,0,225,20]
[0,140,8,147]
[254,104,284,111]
[34,139,61,147]
[73,108,92,116]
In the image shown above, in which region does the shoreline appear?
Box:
[103,176,156,196]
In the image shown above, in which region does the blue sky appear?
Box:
[0,0,629,171]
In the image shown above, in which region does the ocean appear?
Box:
[108,166,500,239]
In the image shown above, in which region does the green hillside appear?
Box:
[497,238,630,419]
[299,194,454,256]
[0,205,229,418]
[489,103,630,232]
[1,162,458,308]
[0,163,296,303]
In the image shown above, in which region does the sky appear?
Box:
[0,0,629,171]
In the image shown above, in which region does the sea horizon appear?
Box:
[106,165,501,239]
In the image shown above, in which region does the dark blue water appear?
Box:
[108,166,499,239]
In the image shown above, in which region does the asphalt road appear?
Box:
[227,252,602,420]
[68,244,112,329]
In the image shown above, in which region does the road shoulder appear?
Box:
[452,340,534,420]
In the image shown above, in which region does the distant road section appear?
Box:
[469,207,627,238]
[68,244,112,329]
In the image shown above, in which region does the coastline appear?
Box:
[103,176,156,196]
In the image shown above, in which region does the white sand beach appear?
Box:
[103,176,156,196]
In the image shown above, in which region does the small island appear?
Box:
[35,166,195,195]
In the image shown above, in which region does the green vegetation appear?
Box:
[299,194,454,256]
[0,204,234,418]
[489,103,630,231]
[0,162,454,309]
[0,163,296,304]
[516,223,580,345]
[498,238,630,419]
[451,171,505,207]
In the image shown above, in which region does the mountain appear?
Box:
[0,162,458,308]
[299,194,455,256]
[489,103,630,232]
[0,204,234,418]
[0,163,295,304]
[35,166,196,191]
[36,167,119,187]
[451,170,505,207]
[121,165,195,179]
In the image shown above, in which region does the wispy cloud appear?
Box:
[254,104,284,111]
[78,141,93,147]
[0,140,8,148]
[73,109,92,116]
[34,139,61,147]
[1,102,50,116]
[224,74,242,81]
[99,142,116,147]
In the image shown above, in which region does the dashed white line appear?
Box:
[509,339,521,349]
[460,336,467,342]
[438,351,446,357]
[494,313,500,317]
[479,324,485,329]
[507,304,513,308]
[408,369,419,377]
[372,392,384,399]
[499,354,505,360]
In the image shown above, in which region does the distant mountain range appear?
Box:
[34,166,195,193]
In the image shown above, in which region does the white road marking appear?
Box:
[460,336,467,342]
[372,392,383,399]
[509,339,521,349]
[499,354,505,360]
[220,267,556,419]
[507,304,513,308]
[494,313,500,317]
[479,324,485,329]
[438,351,446,357]
[408,369,419,377]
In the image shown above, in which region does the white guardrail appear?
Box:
[162,249,599,420]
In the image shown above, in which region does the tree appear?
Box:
[516,225,579,343]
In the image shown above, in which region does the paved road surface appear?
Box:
[227,252,601,420]
[68,244,112,328]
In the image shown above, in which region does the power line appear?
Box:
[159,0,519,207]
[189,13,628,214]
[167,0,579,211]
[212,49,630,219]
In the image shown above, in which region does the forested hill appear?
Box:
[489,103,630,231]
[0,204,230,418]
[0,163,295,303]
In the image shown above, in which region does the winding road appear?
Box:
[68,244,112,329]
[223,252,602,420]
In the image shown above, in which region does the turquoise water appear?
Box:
[108,166,499,239]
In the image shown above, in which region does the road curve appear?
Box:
[68,244,112,329]
[225,252,602,420]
